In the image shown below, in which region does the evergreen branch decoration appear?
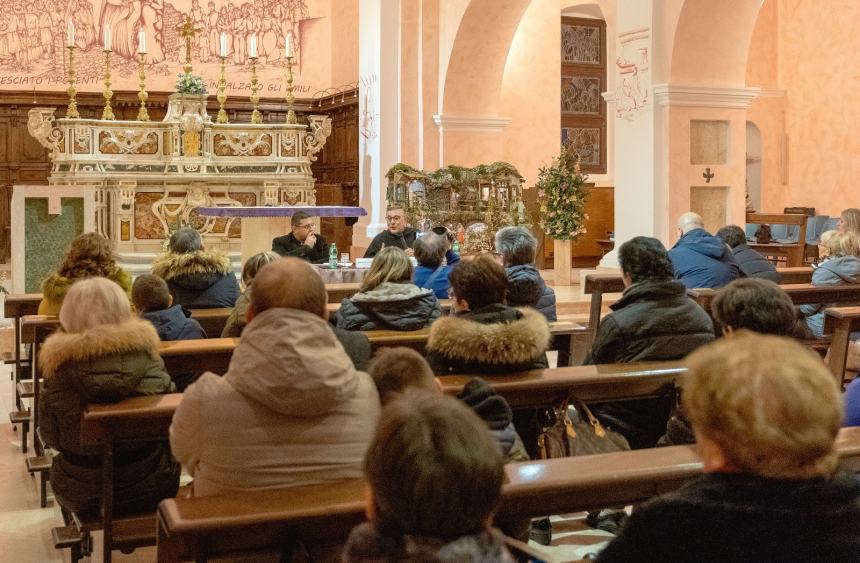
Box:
[536,151,589,241]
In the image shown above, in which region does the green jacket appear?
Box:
[39,318,179,513]
[38,267,132,316]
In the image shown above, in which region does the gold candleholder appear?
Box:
[249,56,262,124]
[137,52,150,121]
[102,49,115,120]
[216,55,229,123]
[285,55,296,124]
[66,45,80,118]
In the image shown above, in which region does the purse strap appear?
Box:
[569,396,607,438]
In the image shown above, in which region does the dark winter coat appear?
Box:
[504,264,557,321]
[426,304,551,376]
[668,228,740,289]
[800,255,860,337]
[272,232,329,263]
[221,288,252,338]
[141,305,207,341]
[597,471,860,563]
[39,267,132,316]
[844,377,860,427]
[364,227,419,258]
[586,280,715,449]
[151,249,240,309]
[731,243,781,283]
[335,282,442,331]
[38,319,180,513]
[342,523,516,563]
[457,377,529,463]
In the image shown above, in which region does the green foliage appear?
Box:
[536,151,589,241]
[176,74,207,95]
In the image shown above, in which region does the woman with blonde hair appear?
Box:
[335,247,441,331]
[837,207,860,236]
[221,251,280,337]
[38,232,131,315]
[39,277,179,514]
[801,230,860,337]
[598,333,860,562]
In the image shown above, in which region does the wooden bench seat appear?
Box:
[687,283,860,315]
[154,426,860,562]
[824,306,860,387]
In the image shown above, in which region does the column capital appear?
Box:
[432,114,512,133]
[652,84,761,109]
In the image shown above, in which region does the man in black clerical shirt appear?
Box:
[272,211,328,263]
[364,205,419,258]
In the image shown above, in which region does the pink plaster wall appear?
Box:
[330,0,359,87]
[746,0,779,88]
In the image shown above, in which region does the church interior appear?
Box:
[1,0,859,561]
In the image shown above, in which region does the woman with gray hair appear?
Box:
[151,226,240,309]
[493,226,556,321]
[38,277,179,514]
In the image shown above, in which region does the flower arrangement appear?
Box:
[536,151,589,241]
[176,74,207,95]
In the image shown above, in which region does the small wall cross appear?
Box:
[703,168,714,183]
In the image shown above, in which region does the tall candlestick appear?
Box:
[103,25,111,51]
[216,55,229,123]
[285,33,293,58]
[102,49,114,120]
[285,55,296,124]
[137,53,149,121]
[67,21,74,48]
[249,34,257,59]
[138,30,146,54]
[65,45,79,118]
[249,55,261,124]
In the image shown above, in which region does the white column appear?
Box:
[354,0,401,250]
[600,0,661,268]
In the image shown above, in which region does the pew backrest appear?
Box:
[823,306,860,387]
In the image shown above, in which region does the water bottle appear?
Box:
[329,243,338,269]
[452,240,460,256]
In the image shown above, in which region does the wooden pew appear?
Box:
[823,306,860,387]
[155,426,860,562]
[583,274,625,350]
[687,283,860,315]
[746,212,809,267]
[66,361,683,562]
[778,266,813,285]
[5,293,42,449]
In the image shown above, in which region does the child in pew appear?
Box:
[39,277,179,514]
[342,391,523,562]
[220,250,279,338]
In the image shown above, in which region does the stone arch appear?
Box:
[441,0,531,117]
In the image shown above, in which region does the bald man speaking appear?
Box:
[667,212,740,289]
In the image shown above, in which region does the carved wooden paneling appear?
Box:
[0,88,358,263]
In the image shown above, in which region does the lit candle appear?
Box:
[249,34,257,58]
[67,21,74,48]
[138,30,146,54]
[285,33,293,58]
[220,32,227,57]
[103,25,111,51]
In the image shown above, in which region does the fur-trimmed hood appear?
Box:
[151,249,232,281]
[41,268,131,304]
[427,305,551,367]
[40,318,161,378]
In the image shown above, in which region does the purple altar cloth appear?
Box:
[196,206,367,218]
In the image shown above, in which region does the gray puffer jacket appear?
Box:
[800,255,860,337]
[335,282,442,331]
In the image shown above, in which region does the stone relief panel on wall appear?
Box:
[561,23,601,65]
[614,27,650,121]
[0,0,329,95]
[561,76,601,115]
[561,126,601,167]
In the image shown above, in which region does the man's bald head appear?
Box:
[249,257,327,318]
[677,212,704,234]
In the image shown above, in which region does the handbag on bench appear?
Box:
[537,397,630,459]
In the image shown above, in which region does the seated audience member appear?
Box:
[39,278,179,513]
[494,226,557,321]
[800,230,860,337]
[343,392,517,562]
[133,274,206,340]
[844,377,860,427]
[221,251,279,337]
[597,333,860,562]
[368,347,529,463]
[170,258,380,496]
[837,207,860,236]
[660,278,809,446]
[335,247,442,331]
[363,205,419,258]
[668,212,739,288]
[152,226,240,309]
[715,225,780,283]
[39,232,131,315]
[587,236,714,450]
[425,254,551,375]
[413,233,457,299]
[271,211,328,263]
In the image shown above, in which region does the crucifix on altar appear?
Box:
[177,17,203,76]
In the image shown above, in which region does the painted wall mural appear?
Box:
[614,26,649,121]
[0,0,331,95]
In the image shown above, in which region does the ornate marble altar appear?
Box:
[25,94,332,264]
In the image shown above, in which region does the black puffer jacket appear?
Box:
[335,282,442,331]
[597,471,860,563]
[732,244,781,283]
[151,249,240,309]
[586,280,715,449]
[457,377,529,463]
[504,265,557,321]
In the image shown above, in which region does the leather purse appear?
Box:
[537,397,630,459]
